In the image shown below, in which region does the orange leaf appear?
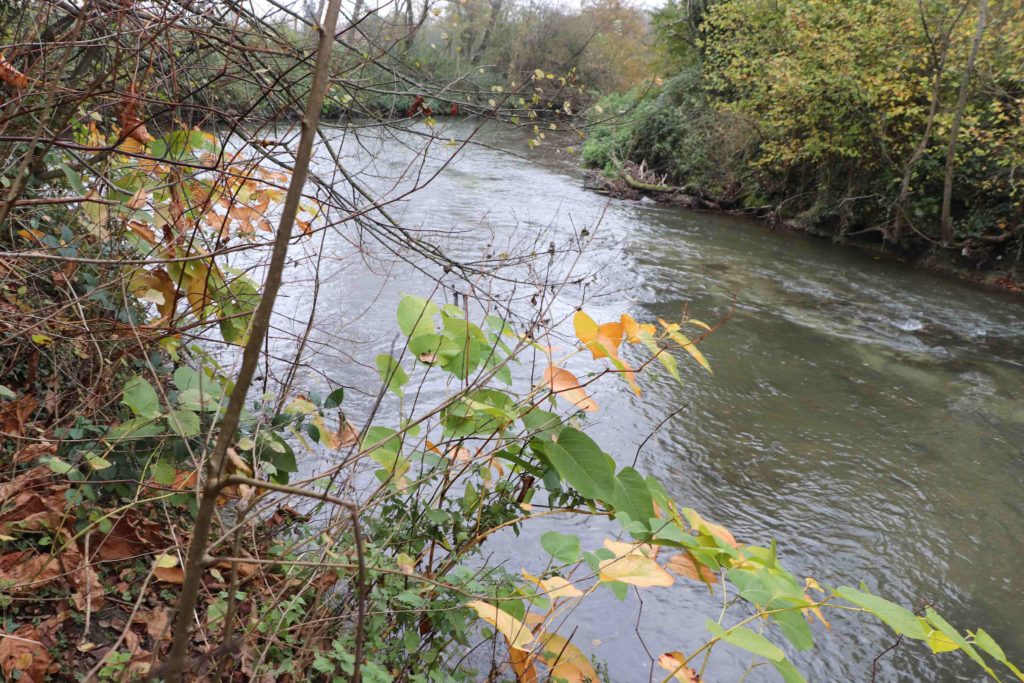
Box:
[541,366,598,412]
[658,652,700,682]
[0,54,29,89]
[126,219,159,246]
[129,268,177,320]
[602,539,659,558]
[509,643,539,683]
[665,553,718,584]
[573,311,623,360]
[120,85,154,144]
[620,313,655,343]
[682,509,738,548]
[521,570,583,599]
[154,566,185,584]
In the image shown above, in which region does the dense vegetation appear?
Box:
[583,0,1024,267]
[0,0,1021,682]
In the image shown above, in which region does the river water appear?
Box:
[262,120,1024,682]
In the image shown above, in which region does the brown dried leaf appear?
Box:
[0,394,37,439]
[0,467,68,536]
[0,625,51,681]
[136,606,171,642]
[91,513,167,562]
[154,566,185,584]
[12,440,56,465]
[0,551,61,592]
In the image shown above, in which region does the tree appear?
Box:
[940,0,987,243]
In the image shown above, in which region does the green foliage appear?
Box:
[587,0,1024,255]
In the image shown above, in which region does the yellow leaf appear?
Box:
[657,652,699,682]
[466,600,534,651]
[922,621,959,653]
[659,319,711,373]
[602,539,658,558]
[537,631,601,683]
[541,366,598,412]
[522,570,583,600]
[573,311,623,360]
[155,553,178,569]
[598,555,674,587]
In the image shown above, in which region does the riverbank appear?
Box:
[582,168,1024,296]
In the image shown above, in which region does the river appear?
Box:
[258,120,1024,682]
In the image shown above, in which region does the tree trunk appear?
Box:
[404,0,416,51]
[940,0,987,244]
[472,0,504,65]
[893,7,957,244]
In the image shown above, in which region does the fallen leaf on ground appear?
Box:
[0,395,37,444]
[0,625,52,681]
[0,467,68,535]
[0,551,61,592]
[136,606,172,642]
[154,565,185,584]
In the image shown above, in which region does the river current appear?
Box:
[253,120,1024,682]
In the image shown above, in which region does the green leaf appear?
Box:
[376,354,408,397]
[122,375,161,418]
[521,408,562,441]
[836,586,927,640]
[540,531,580,564]
[62,164,85,194]
[609,467,655,529]
[44,457,73,475]
[665,328,711,373]
[705,620,784,662]
[166,409,201,437]
[771,609,814,651]
[971,628,1024,680]
[152,459,176,485]
[324,387,345,409]
[397,294,439,338]
[105,417,164,443]
[924,608,996,677]
[772,657,808,683]
[641,337,679,381]
[541,428,616,501]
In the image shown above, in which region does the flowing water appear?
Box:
[261,120,1024,682]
